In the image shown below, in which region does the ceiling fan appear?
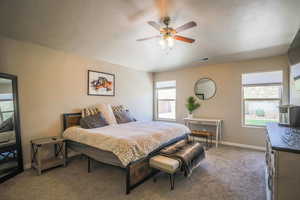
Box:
[136,16,197,48]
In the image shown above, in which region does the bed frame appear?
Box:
[62,113,187,194]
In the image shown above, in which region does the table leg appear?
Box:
[37,145,42,175]
[219,121,222,142]
[63,142,66,167]
[54,143,57,157]
[216,122,220,148]
[30,142,33,166]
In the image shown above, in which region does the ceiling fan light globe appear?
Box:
[167,36,174,47]
[159,38,166,49]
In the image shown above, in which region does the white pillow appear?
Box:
[96,104,117,125]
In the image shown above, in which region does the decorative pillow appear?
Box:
[82,107,99,118]
[112,105,136,124]
[80,113,108,129]
[114,110,135,124]
[111,105,127,113]
[112,105,136,123]
[96,104,117,125]
[0,117,14,133]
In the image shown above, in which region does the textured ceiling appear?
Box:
[0,0,300,72]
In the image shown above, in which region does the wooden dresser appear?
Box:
[265,123,300,200]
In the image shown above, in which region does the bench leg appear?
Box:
[169,174,175,190]
[153,177,157,183]
[88,157,91,173]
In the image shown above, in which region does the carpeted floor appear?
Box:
[0,146,266,200]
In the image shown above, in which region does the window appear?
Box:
[0,94,14,123]
[291,64,300,91]
[242,71,282,127]
[155,81,176,120]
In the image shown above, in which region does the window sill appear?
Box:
[155,118,177,122]
[242,125,266,129]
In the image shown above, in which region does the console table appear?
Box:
[184,117,223,147]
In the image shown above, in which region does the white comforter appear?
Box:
[63,121,190,166]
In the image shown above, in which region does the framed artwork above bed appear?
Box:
[88,70,115,96]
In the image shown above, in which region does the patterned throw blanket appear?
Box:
[160,140,205,177]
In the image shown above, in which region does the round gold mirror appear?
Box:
[194,78,217,100]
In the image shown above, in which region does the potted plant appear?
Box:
[185,96,200,118]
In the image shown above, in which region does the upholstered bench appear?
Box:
[149,155,180,190]
[150,141,205,191]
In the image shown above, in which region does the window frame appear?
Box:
[241,82,282,128]
[155,82,176,121]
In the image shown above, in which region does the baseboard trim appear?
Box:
[220,141,265,151]
[191,137,265,151]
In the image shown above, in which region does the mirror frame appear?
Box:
[194,77,217,100]
[0,72,23,183]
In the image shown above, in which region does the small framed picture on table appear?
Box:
[88,70,115,96]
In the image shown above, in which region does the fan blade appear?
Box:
[136,35,161,41]
[174,35,195,43]
[148,21,161,31]
[175,21,197,33]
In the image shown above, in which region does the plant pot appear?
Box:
[188,113,193,119]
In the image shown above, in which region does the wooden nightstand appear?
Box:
[31,137,66,175]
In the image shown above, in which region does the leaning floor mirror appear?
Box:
[0,73,23,183]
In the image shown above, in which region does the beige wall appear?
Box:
[0,36,153,167]
[154,55,289,147]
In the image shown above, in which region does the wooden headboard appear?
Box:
[63,113,81,130]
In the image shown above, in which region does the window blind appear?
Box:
[156,80,176,88]
[242,71,283,85]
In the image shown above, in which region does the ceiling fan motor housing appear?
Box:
[160,17,177,38]
[162,16,171,26]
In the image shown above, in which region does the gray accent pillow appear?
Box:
[80,113,108,129]
[114,110,136,124]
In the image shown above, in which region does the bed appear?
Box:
[62,113,190,194]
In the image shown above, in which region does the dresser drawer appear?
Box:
[266,136,277,177]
